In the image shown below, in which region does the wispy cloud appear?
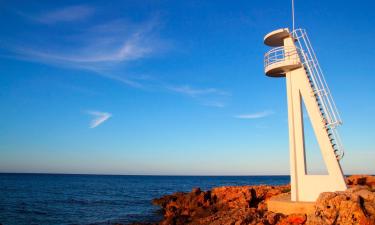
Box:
[167,85,229,98]
[4,10,229,107]
[10,21,157,66]
[166,85,230,107]
[202,101,226,108]
[4,15,163,90]
[34,5,95,24]
[234,110,274,119]
[87,111,112,128]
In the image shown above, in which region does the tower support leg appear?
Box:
[285,68,347,202]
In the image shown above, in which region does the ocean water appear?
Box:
[0,173,290,225]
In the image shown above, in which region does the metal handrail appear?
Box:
[264,46,300,69]
[292,29,342,126]
[291,28,345,160]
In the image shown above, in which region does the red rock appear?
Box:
[309,187,375,225]
[287,214,306,224]
[145,175,375,225]
[347,175,375,190]
[152,184,289,225]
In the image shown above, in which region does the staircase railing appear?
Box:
[292,28,345,160]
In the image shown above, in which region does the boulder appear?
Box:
[307,187,375,225]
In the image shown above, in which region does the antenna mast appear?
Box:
[292,0,295,31]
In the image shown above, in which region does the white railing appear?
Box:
[291,28,345,160]
[264,46,300,69]
[292,29,342,127]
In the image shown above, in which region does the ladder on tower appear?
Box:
[292,29,345,160]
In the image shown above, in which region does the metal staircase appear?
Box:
[291,29,345,160]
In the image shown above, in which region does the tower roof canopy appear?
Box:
[264,28,290,47]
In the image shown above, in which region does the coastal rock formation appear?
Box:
[152,185,291,225]
[309,187,375,224]
[133,175,375,225]
[347,175,375,190]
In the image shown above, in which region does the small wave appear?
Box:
[15,208,48,215]
[51,198,142,206]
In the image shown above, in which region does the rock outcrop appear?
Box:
[133,175,375,225]
[152,185,291,225]
[309,186,375,225]
[347,175,375,190]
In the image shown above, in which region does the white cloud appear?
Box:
[4,16,162,89]
[202,101,226,108]
[35,5,95,24]
[166,85,230,107]
[87,111,112,128]
[234,110,274,119]
[3,12,229,107]
[11,24,155,65]
[167,85,229,97]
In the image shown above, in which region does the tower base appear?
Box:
[267,193,315,215]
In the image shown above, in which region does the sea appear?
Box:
[0,173,290,225]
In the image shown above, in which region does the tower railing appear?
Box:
[264,46,300,69]
[291,28,345,160]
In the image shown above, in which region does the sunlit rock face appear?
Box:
[310,187,375,225]
[152,184,291,225]
[131,175,375,225]
[347,175,375,189]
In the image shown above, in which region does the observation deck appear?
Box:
[264,28,302,77]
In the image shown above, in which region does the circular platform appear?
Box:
[267,193,315,215]
[265,61,302,77]
[264,28,291,47]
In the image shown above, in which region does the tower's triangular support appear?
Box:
[264,28,347,202]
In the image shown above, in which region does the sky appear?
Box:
[0,0,374,175]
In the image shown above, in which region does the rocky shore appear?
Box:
[132,175,375,225]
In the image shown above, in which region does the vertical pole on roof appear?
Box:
[292,0,295,32]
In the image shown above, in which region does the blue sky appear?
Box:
[0,0,374,175]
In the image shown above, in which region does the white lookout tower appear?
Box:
[264,28,347,202]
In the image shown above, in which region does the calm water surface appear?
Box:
[0,174,289,225]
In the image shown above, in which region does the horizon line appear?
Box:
[0,172,370,176]
[0,172,291,176]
